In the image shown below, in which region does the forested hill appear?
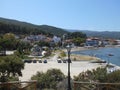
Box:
[81,30,120,39]
[0,17,68,36]
[68,30,120,39]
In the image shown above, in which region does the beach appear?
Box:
[19,47,106,81]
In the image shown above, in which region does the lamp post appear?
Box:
[66,44,72,90]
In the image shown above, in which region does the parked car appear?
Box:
[63,59,72,63]
[23,60,32,63]
[57,59,62,63]
[39,60,42,63]
[44,60,47,63]
[28,60,33,63]
[63,60,67,63]
[33,60,37,63]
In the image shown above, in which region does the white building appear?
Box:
[52,36,61,43]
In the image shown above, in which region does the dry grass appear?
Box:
[57,47,101,61]
[70,54,100,61]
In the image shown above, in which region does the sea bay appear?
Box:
[72,47,120,66]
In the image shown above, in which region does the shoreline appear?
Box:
[71,45,120,52]
[65,46,101,61]
[71,46,120,70]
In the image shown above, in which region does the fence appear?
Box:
[0,80,37,90]
[73,81,120,90]
[1,80,120,90]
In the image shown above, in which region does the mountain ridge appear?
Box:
[67,29,120,39]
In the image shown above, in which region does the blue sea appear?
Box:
[72,47,120,66]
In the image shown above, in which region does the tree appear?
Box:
[74,67,107,82]
[106,70,120,83]
[16,41,32,56]
[74,67,120,83]
[68,32,87,39]
[37,41,50,47]
[66,32,86,46]
[0,33,19,50]
[73,37,86,46]
[31,69,65,89]
[73,67,120,89]
[0,55,24,82]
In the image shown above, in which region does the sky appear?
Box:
[1,0,120,31]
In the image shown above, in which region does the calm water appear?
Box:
[72,47,120,66]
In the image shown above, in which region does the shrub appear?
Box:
[31,69,65,89]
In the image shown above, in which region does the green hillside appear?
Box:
[0,17,68,36]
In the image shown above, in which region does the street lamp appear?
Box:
[66,44,72,90]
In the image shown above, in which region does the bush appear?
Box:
[31,69,65,89]
[59,51,66,58]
